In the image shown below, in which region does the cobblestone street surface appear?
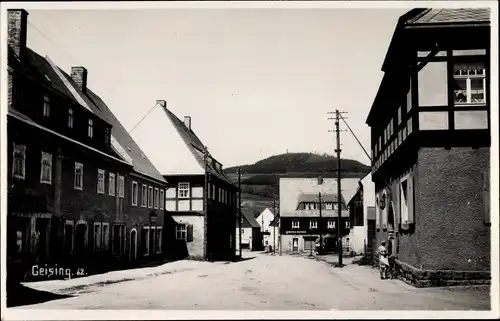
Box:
[15,253,490,310]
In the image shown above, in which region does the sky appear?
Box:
[25,7,408,168]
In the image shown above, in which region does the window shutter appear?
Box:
[381,192,388,230]
[407,176,415,224]
[187,224,194,242]
[483,171,490,224]
[400,183,408,228]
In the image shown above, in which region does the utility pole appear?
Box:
[238,168,242,258]
[318,192,322,254]
[328,110,347,268]
[273,198,276,254]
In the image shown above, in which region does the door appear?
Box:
[292,237,299,252]
[130,229,137,261]
[64,224,74,257]
[35,218,49,260]
[75,223,87,257]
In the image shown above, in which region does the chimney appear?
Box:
[184,116,191,130]
[7,9,29,59]
[156,100,167,108]
[71,66,88,93]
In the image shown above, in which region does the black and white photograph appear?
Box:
[1,1,498,319]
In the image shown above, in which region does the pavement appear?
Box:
[10,252,491,310]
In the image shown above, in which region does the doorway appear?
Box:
[75,222,87,257]
[130,229,137,261]
[35,218,49,260]
[64,223,74,257]
[292,237,299,252]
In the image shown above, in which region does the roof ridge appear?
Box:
[405,8,432,25]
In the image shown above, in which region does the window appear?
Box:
[118,175,125,198]
[97,169,105,194]
[108,173,116,196]
[453,62,486,106]
[212,185,216,200]
[218,188,222,202]
[148,186,153,208]
[292,219,300,229]
[68,108,74,128]
[104,128,111,147]
[208,183,212,199]
[159,189,165,210]
[40,151,52,184]
[43,95,50,117]
[93,222,102,251]
[345,221,351,229]
[176,224,187,240]
[310,219,317,229]
[178,182,190,198]
[398,106,402,125]
[102,223,110,250]
[12,143,26,179]
[132,181,138,206]
[74,162,83,190]
[142,226,150,255]
[154,188,159,209]
[141,185,147,207]
[88,118,94,138]
[328,220,335,229]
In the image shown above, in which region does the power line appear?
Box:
[338,113,372,163]
[128,103,159,134]
[27,21,81,66]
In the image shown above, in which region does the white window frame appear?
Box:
[453,63,486,106]
[118,175,125,198]
[12,143,26,179]
[74,162,84,190]
[178,182,190,199]
[159,189,165,210]
[327,219,335,229]
[154,187,159,209]
[131,181,138,206]
[88,118,94,138]
[148,186,153,208]
[176,224,187,240]
[43,95,50,117]
[143,226,151,255]
[310,219,318,229]
[292,219,300,229]
[97,169,105,194]
[40,151,53,184]
[141,185,147,207]
[345,221,351,229]
[108,173,116,196]
[93,222,102,251]
[102,222,110,251]
[68,108,74,128]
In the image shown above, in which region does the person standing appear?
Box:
[377,240,389,279]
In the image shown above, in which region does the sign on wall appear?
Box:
[285,230,307,235]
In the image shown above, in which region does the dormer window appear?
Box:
[104,128,111,146]
[68,108,74,128]
[88,118,94,138]
[43,95,50,117]
[292,219,300,229]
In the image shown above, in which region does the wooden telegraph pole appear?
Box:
[238,168,242,258]
[335,110,344,267]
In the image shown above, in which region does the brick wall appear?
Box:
[415,147,490,271]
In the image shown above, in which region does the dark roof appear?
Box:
[38,54,166,184]
[297,193,341,204]
[240,208,261,228]
[405,8,490,26]
[269,215,280,227]
[162,107,233,185]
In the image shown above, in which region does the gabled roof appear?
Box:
[161,107,233,185]
[240,208,261,228]
[405,8,490,26]
[41,54,166,184]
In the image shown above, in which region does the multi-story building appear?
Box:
[278,177,359,254]
[6,9,168,278]
[256,208,276,248]
[366,8,491,286]
[130,102,238,261]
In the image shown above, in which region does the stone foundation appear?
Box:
[394,259,491,287]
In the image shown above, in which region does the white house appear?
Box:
[256,208,275,246]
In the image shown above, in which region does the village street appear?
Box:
[16,253,490,311]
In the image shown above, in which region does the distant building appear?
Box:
[346,172,375,255]
[256,208,275,247]
[366,8,491,286]
[278,177,359,254]
[131,103,238,261]
[236,209,262,251]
